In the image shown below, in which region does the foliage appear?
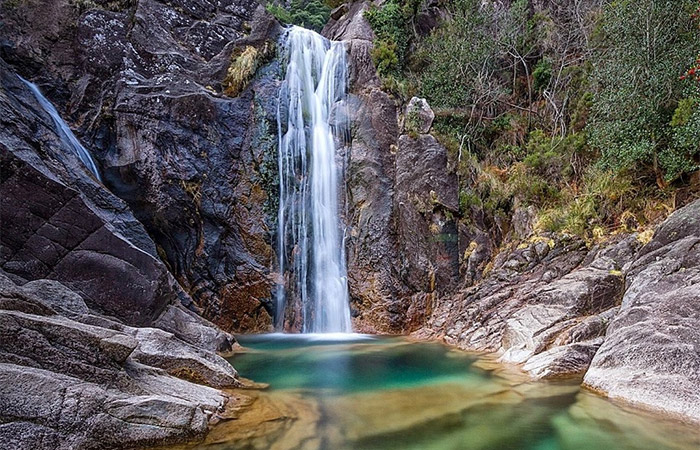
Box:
[70,0,99,13]
[68,0,133,13]
[681,1,700,82]
[536,167,638,237]
[364,0,414,75]
[223,42,276,97]
[532,59,552,93]
[371,39,399,77]
[418,0,500,109]
[372,0,699,240]
[587,0,699,183]
[667,92,700,179]
[265,0,331,32]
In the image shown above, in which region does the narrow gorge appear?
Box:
[0,0,698,449]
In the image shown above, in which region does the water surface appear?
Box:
[187,335,700,450]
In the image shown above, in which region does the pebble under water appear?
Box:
[183,335,700,450]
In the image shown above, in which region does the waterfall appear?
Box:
[276,26,352,334]
[18,76,102,182]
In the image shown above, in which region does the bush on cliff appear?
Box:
[588,0,699,185]
[365,0,699,241]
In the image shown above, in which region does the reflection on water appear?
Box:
[183,335,700,450]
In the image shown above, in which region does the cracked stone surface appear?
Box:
[584,199,700,422]
[0,271,238,449]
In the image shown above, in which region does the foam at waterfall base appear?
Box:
[238,332,376,346]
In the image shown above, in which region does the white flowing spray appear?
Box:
[276,26,352,333]
[19,76,102,182]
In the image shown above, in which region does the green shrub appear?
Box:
[588,0,698,182]
[666,93,700,180]
[418,0,499,109]
[532,59,552,93]
[266,3,293,24]
[371,39,399,76]
[364,0,412,70]
[323,0,344,8]
[459,191,482,215]
[508,164,560,206]
[265,0,331,32]
[522,129,588,182]
[537,167,636,237]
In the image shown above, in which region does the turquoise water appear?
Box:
[193,335,700,450]
[232,334,487,392]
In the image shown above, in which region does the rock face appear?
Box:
[2,0,699,431]
[0,60,182,327]
[325,2,462,334]
[413,198,700,421]
[1,0,280,333]
[416,233,639,380]
[1,5,254,446]
[584,200,700,422]
[0,271,240,449]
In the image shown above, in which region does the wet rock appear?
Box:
[522,339,603,379]
[0,309,139,384]
[500,262,625,364]
[0,271,57,316]
[130,327,240,388]
[395,134,459,296]
[154,304,236,354]
[326,2,462,334]
[584,199,700,422]
[21,279,89,317]
[404,97,435,134]
[0,362,224,449]
[0,0,280,333]
[0,64,184,327]
[346,39,382,88]
[343,87,403,333]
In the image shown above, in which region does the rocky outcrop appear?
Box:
[0,60,183,327]
[1,21,251,446]
[413,198,700,421]
[416,233,640,379]
[0,271,240,449]
[583,200,700,422]
[404,97,435,134]
[1,0,281,333]
[326,2,462,334]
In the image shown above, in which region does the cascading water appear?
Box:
[276,26,352,334]
[18,76,102,182]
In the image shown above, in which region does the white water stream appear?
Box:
[276,26,351,333]
[19,76,102,182]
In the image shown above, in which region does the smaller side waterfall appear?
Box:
[276,26,352,333]
[19,76,102,182]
